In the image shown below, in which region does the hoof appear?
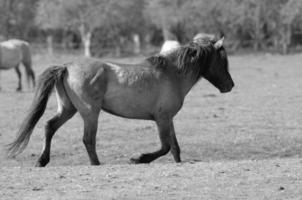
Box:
[129,157,141,164]
[16,88,22,92]
[35,162,46,167]
[129,154,151,164]
[35,157,49,167]
[90,162,101,166]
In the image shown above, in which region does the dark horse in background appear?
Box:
[8,34,234,167]
[0,39,35,91]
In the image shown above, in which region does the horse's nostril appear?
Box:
[220,86,232,93]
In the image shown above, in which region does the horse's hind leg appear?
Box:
[23,66,35,88]
[28,68,35,88]
[36,89,77,167]
[22,43,36,88]
[15,66,22,91]
[82,111,101,165]
[130,118,178,164]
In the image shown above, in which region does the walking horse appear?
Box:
[8,34,234,166]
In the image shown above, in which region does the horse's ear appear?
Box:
[214,37,224,49]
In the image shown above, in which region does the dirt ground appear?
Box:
[1,159,302,200]
[0,53,302,199]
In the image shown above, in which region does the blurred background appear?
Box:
[1,0,302,57]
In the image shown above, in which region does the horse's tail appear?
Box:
[7,66,67,157]
[21,42,36,88]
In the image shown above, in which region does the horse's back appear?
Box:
[0,39,29,69]
[65,57,163,96]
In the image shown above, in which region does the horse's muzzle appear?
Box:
[220,81,234,93]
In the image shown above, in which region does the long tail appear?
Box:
[21,42,36,88]
[7,66,67,157]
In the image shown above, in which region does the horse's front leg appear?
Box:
[130,118,181,164]
[169,122,181,162]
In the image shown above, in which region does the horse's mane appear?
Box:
[146,55,168,69]
[146,37,227,81]
[176,40,214,78]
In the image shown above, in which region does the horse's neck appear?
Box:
[180,72,200,97]
[164,51,200,97]
[164,50,179,66]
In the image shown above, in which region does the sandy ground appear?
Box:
[0,53,302,199]
[1,159,302,200]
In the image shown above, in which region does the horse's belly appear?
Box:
[0,47,22,69]
[102,90,156,120]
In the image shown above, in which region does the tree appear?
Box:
[0,0,38,40]
[145,0,184,41]
[35,0,61,54]
[181,0,246,49]
[96,0,146,55]
[36,0,107,57]
[279,0,302,53]
[36,0,146,56]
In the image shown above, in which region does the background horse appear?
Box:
[0,39,35,91]
[8,34,234,167]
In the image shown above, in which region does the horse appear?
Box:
[0,39,36,91]
[159,40,181,55]
[7,34,234,167]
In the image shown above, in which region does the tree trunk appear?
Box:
[61,30,68,50]
[115,46,121,57]
[79,22,92,57]
[114,37,125,57]
[132,33,141,54]
[80,31,92,57]
[281,24,291,54]
[162,26,170,41]
[83,32,92,57]
[253,1,262,51]
[160,10,171,41]
[46,33,53,55]
[4,0,14,39]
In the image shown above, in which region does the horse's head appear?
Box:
[196,36,234,93]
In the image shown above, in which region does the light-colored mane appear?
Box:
[159,40,181,55]
[150,38,217,81]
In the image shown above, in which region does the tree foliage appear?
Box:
[145,0,186,40]
[1,0,302,55]
[0,0,38,39]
